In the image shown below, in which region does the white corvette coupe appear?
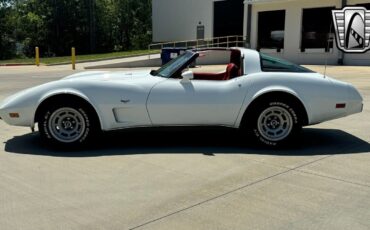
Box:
[0,48,363,147]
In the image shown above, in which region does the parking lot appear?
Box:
[0,65,369,230]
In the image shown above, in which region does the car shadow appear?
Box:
[4,128,370,157]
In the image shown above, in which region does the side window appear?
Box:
[260,53,313,73]
[191,50,242,81]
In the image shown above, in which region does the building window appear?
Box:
[301,7,335,52]
[258,10,286,51]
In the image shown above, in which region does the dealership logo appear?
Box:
[332,7,370,53]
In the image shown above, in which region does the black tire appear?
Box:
[38,101,99,148]
[247,100,302,147]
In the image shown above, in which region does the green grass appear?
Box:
[0,49,160,65]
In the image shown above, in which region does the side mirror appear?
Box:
[150,70,157,75]
[181,70,194,83]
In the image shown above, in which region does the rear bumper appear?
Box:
[346,101,363,116]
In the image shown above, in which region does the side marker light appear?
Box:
[336,103,346,109]
[9,113,20,118]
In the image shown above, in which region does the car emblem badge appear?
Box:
[332,7,370,53]
[121,99,131,104]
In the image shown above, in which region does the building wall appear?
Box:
[247,0,370,65]
[248,0,342,65]
[152,0,214,42]
[152,0,370,65]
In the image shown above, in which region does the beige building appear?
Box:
[152,0,370,65]
[247,0,370,65]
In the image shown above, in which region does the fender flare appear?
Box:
[33,89,104,130]
[252,86,301,100]
[235,86,310,128]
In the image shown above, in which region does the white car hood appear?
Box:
[0,70,157,110]
[62,70,152,81]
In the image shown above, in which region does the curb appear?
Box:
[0,52,160,67]
[0,63,35,67]
[46,53,160,66]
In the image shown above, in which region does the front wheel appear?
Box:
[248,101,302,147]
[38,102,98,148]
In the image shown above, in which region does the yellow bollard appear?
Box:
[35,47,40,66]
[71,47,76,70]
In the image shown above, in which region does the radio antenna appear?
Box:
[324,21,334,78]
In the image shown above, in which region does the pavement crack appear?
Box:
[296,169,370,188]
[129,155,331,230]
[252,151,370,189]
[249,155,370,188]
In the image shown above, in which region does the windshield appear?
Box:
[152,51,197,78]
[260,53,313,73]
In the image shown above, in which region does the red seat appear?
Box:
[223,63,239,80]
[193,63,239,81]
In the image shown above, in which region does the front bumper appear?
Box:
[0,104,35,127]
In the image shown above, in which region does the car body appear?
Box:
[0,48,363,147]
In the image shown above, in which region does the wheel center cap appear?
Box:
[64,121,72,129]
[271,120,279,127]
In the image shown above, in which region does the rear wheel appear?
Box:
[247,100,302,147]
[38,101,98,148]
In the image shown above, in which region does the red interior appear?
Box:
[193,63,239,81]
[193,49,241,81]
[193,72,226,81]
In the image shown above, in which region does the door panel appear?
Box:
[90,79,161,130]
[147,78,247,126]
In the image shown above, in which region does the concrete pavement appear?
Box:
[0,65,369,230]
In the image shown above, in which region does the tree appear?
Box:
[0,0,153,59]
[0,0,16,59]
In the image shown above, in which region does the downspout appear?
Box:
[338,0,347,65]
[244,0,252,48]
